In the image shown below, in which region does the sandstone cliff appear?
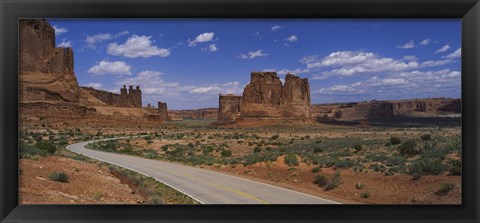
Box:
[217,72,311,124]
[19,19,80,103]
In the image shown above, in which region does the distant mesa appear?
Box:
[216,72,311,125]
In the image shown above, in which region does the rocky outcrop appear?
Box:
[312,98,461,123]
[80,85,142,108]
[168,108,219,120]
[216,72,311,124]
[19,19,80,103]
[158,102,169,121]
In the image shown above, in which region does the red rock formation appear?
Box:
[216,72,311,124]
[80,85,143,108]
[158,101,169,121]
[19,19,80,103]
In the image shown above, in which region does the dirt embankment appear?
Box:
[19,156,145,204]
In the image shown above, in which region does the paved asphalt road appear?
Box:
[67,138,340,204]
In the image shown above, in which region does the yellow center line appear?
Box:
[181,173,270,204]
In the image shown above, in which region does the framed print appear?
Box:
[1,0,479,222]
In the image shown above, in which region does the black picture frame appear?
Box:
[1,0,479,222]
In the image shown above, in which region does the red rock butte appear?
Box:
[217,72,311,124]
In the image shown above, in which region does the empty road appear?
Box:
[67,138,339,204]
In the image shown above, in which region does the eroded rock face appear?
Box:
[158,102,169,121]
[19,19,80,103]
[217,72,311,124]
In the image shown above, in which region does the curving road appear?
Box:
[66,138,340,204]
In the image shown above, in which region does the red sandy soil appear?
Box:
[19,156,145,204]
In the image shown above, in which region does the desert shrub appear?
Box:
[311,167,321,173]
[19,142,48,158]
[48,171,69,183]
[397,140,418,157]
[317,157,336,168]
[355,182,364,190]
[420,146,451,160]
[421,134,432,140]
[254,147,261,153]
[221,149,232,157]
[360,191,370,198]
[334,159,354,169]
[448,159,462,176]
[144,136,152,141]
[390,137,401,145]
[324,171,342,191]
[146,140,153,145]
[270,135,280,140]
[435,182,455,196]
[408,159,447,176]
[313,174,328,187]
[284,153,299,166]
[411,172,421,180]
[35,140,57,154]
[313,147,323,153]
[353,144,363,152]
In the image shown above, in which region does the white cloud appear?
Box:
[188,32,215,46]
[86,83,103,89]
[434,45,450,54]
[114,31,129,38]
[237,49,268,59]
[57,39,72,48]
[201,44,218,52]
[419,39,431,45]
[403,55,418,61]
[271,25,282,31]
[444,48,461,59]
[87,60,132,75]
[285,35,298,42]
[85,33,112,49]
[301,50,454,79]
[107,35,170,58]
[53,26,68,35]
[397,40,415,49]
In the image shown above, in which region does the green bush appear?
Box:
[254,147,261,153]
[408,159,447,176]
[221,149,232,157]
[284,153,299,166]
[334,159,354,169]
[324,171,342,191]
[448,159,462,176]
[35,140,57,154]
[313,147,323,153]
[355,182,364,190]
[390,137,401,145]
[421,134,432,140]
[397,140,418,157]
[48,171,69,183]
[270,135,280,140]
[311,167,321,173]
[360,191,370,198]
[435,182,455,196]
[313,174,328,187]
[19,142,48,158]
[353,144,363,152]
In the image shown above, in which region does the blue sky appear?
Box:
[49,19,461,109]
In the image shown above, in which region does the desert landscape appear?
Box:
[19,19,461,204]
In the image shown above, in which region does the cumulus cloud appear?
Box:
[434,45,451,54]
[300,50,455,79]
[57,39,72,48]
[397,40,415,49]
[276,68,310,75]
[444,48,461,59]
[285,35,298,42]
[419,39,431,45]
[114,31,129,38]
[316,68,460,101]
[271,25,282,31]
[188,32,215,46]
[87,60,132,75]
[107,35,170,58]
[85,33,112,49]
[53,26,68,35]
[237,49,268,59]
[201,44,218,52]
